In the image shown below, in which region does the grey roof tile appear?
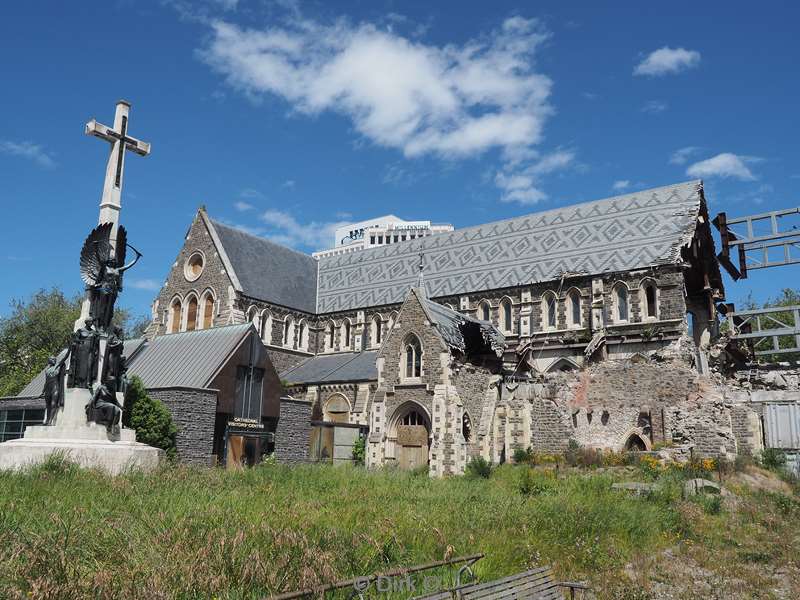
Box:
[210,219,318,313]
[281,351,378,384]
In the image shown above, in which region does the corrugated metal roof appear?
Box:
[281,351,378,384]
[127,323,252,388]
[316,181,706,312]
[13,338,147,399]
[764,403,800,449]
[210,219,318,313]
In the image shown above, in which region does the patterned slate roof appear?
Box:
[127,323,252,388]
[316,181,705,313]
[281,351,378,384]
[210,219,318,313]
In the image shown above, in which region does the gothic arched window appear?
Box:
[283,316,295,348]
[614,284,629,322]
[642,280,658,319]
[326,322,335,352]
[567,289,581,328]
[169,297,182,334]
[185,295,198,331]
[200,291,215,329]
[260,310,272,344]
[479,300,491,322]
[542,292,557,330]
[462,412,472,442]
[500,298,513,333]
[298,320,308,351]
[371,315,382,347]
[403,334,422,379]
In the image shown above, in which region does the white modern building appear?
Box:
[312,215,454,259]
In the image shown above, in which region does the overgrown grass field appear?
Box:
[1,457,799,599]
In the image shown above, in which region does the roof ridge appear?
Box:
[316,180,702,266]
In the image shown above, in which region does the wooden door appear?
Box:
[397,425,429,470]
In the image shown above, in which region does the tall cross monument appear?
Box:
[75,100,151,331]
[85,100,151,248]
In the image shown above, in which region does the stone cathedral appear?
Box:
[6,179,771,472]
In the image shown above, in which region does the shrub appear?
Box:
[518,468,553,496]
[352,435,366,466]
[512,446,533,465]
[465,456,492,479]
[123,375,178,459]
[760,448,787,471]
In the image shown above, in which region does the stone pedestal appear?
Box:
[0,388,162,475]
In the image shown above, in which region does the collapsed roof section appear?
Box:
[416,289,506,358]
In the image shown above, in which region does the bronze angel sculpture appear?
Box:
[80,223,142,332]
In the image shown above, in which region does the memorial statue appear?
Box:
[80,223,142,332]
[86,380,123,433]
[43,350,68,425]
[68,318,99,389]
[103,326,125,387]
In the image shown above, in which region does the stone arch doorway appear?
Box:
[390,402,431,470]
[624,433,648,451]
[323,393,351,423]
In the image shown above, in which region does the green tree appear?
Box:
[0,288,148,397]
[123,375,177,459]
[0,289,82,397]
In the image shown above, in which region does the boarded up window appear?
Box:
[186,297,198,331]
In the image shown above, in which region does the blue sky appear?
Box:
[1,1,798,319]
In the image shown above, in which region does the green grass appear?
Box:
[1,456,798,599]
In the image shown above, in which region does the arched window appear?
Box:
[260,310,272,344]
[323,394,351,423]
[614,284,629,322]
[325,322,335,352]
[340,318,352,351]
[185,295,198,331]
[200,291,215,329]
[542,292,557,330]
[402,410,426,426]
[283,316,295,348]
[403,334,422,379]
[371,315,383,347]
[478,300,491,322]
[462,412,472,442]
[387,312,398,333]
[246,306,260,330]
[169,297,182,334]
[641,280,658,319]
[297,320,308,351]
[500,298,513,333]
[567,289,581,328]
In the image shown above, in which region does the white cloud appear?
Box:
[0,140,56,168]
[669,146,701,165]
[495,149,574,205]
[234,201,255,211]
[634,46,700,77]
[128,278,162,291]
[686,153,759,181]
[259,209,350,250]
[282,179,296,189]
[612,180,630,191]
[641,100,668,114]
[200,14,561,203]
[240,188,263,199]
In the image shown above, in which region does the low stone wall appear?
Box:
[274,397,312,464]
[148,387,217,466]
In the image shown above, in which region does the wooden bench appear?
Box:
[415,565,589,600]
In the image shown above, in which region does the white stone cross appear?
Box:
[85,100,150,246]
